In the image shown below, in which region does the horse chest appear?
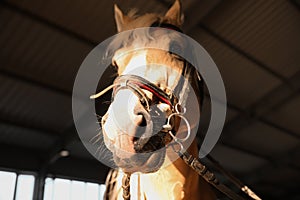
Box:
[114,170,187,200]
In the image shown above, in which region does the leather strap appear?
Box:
[179,150,246,200]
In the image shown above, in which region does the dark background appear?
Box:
[0,0,299,199]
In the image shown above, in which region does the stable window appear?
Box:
[0,170,35,200]
[43,177,106,200]
[15,175,35,200]
[0,171,16,200]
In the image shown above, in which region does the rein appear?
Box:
[172,134,262,200]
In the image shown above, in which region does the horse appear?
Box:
[94,1,217,200]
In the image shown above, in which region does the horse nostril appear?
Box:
[137,112,147,127]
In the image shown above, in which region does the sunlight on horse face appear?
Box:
[102,0,185,173]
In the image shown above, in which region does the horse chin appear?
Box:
[114,149,166,173]
[102,134,165,173]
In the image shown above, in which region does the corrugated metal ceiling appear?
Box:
[0,0,299,199]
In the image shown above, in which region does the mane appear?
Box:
[125,10,161,30]
[105,10,183,60]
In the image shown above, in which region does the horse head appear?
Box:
[100,0,202,174]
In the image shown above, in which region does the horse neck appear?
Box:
[120,140,215,200]
[144,140,201,200]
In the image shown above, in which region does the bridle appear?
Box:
[92,22,261,200]
[112,74,176,110]
[92,54,195,152]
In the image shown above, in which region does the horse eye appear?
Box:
[169,41,181,54]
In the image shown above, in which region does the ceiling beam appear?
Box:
[0,118,60,139]
[0,68,71,97]
[0,144,45,172]
[48,156,109,184]
[221,70,300,141]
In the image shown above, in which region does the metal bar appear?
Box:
[0,118,60,138]
[32,165,47,200]
[32,174,39,200]
[12,172,19,200]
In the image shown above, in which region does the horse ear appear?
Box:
[114,4,125,32]
[165,0,184,25]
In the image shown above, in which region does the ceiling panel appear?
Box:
[266,94,300,136]
[202,0,300,78]
[262,166,300,184]
[190,28,282,109]
[0,122,56,150]
[209,144,267,173]
[228,122,299,157]
[66,141,95,160]
[198,96,238,137]
[6,0,115,41]
[6,0,167,42]
[292,149,300,168]
[0,75,73,132]
[253,183,286,199]
[0,5,92,93]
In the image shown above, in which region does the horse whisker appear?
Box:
[90,132,102,144]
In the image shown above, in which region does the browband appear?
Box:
[150,22,183,33]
